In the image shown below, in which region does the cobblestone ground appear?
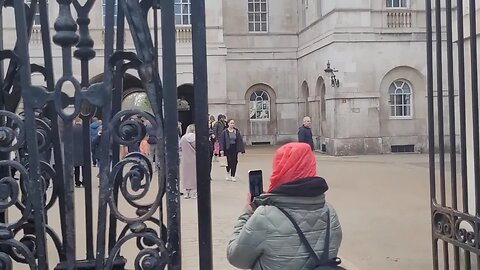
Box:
[10,146,433,269]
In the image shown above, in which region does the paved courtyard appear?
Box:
[183,146,433,270]
[9,146,434,269]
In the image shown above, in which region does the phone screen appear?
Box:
[248,170,263,202]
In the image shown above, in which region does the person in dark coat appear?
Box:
[298,116,314,150]
[213,114,226,160]
[219,119,245,182]
[72,117,84,187]
[90,118,101,166]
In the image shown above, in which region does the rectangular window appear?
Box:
[102,0,118,27]
[386,0,407,8]
[175,0,191,26]
[248,0,268,32]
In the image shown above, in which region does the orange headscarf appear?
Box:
[267,142,317,192]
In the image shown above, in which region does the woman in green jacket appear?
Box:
[227,142,342,270]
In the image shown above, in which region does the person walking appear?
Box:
[90,117,101,166]
[213,114,226,161]
[298,116,314,150]
[219,119,245,182]
[72,117,85,187]
[227,142,342,270]
[179,124,197,199]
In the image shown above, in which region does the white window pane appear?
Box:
[255,3,260,11]
[255,22,261,31]
[255,13,260,21]
[393,0,399,7]
[401,0,407,7]
[261,3,267,12]
[248,3,254,12]
[183,15,189,24]
[175,4,181,13]
[182,4,189,13]
[386,0,392,7]
[249,23,255,31]
[390,106,395,116]
[175,15,182,25]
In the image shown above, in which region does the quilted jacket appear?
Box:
[227,177,342,270]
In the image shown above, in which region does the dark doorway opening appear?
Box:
[177,84,194,135]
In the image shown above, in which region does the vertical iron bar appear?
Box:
[457,0,468,216]
[61,117,77,268]
[108,2,125,253]
[74,2,96,260]
[0,5,6,225]
[434,0,448,266]
[38,0,67,261]
[456,1,470,267]
[426,0,438,268]
[13,1,49,269]
[435,0,446,207]
[468,0,480,266]
[468,0,480,217]
[445,0,459,267]
[191,0,213,269]
[96,0,115,268]
[161,0,181,268]
[153,1,165,244]
[81,113,95,260]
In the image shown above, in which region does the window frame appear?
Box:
[386,0,409,9]
[175,0,191,26]
[249,90,271,121]
[247,0,269,33]
[388,80,413,119]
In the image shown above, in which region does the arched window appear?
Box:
[249,90,270,120]
[389,80,412,118]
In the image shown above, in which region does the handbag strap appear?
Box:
[276,206,331,265]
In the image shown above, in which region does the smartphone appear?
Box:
[248,170,263,202]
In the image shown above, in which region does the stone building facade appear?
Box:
[4,0,431,155]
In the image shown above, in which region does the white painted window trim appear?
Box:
[247,0,269,33]
[389,80,413,120]
[249,90,271,121]
[386,0,409,9]
[175,0,191,26]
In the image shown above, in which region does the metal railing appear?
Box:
[427,0,480,268]
[0,0,212,269]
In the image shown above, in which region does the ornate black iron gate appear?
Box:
[427,0,480,269]
[0,0,212,269]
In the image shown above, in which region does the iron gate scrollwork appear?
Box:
[427,0,480,269]
[0,0,212,269]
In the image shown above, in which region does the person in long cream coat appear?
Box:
[179,124,197,199]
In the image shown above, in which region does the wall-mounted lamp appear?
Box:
[324,61,340,87]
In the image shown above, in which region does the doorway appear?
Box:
[177,84,194,135]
